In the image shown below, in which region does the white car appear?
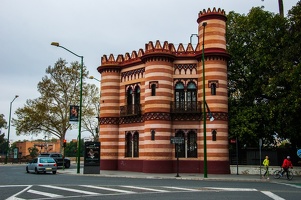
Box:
[26,157,57,174]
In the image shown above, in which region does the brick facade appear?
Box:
[97,8,230,174]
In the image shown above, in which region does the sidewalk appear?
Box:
[58,167,301,184]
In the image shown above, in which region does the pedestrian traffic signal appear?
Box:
[63,139,66,147]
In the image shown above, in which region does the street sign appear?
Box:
[170,137,184,144]
[297,149,301,158]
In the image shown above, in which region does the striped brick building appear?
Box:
[97,8,230,174]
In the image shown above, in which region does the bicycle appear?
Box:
[273,167,293,180]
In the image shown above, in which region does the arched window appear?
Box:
[133,132,139,157]
[187,82,197,111]
[175,82,185,111]
[134,86,140,105]
[127,87,133,105]
[125,132,132,157]
[134,86,140,114]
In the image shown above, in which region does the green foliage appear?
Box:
[28,146,39,158]
[64,140,84,157]
[13,59,99,152]
[0,114,7,129]
[0,133,6,154]
[227,3,301,148]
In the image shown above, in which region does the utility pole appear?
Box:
[261,0,284,17]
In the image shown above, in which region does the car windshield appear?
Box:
[40,158,56,163]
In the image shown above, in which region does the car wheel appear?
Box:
[52,171,57,174]
[26,166,29,173]
[35,167,39,174]
[65,161,70,168]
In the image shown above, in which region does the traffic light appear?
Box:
[63,139,67,148]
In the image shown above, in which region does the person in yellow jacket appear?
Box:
[262,155,270,179]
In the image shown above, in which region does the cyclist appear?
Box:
[281,156,293,179]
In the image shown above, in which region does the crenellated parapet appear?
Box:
[98,40,227,73]
[197,7,226,22]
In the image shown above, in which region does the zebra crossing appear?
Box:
[5,184,203,199]
[4,184,287,200]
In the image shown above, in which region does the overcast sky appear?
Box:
[0,0,299,142]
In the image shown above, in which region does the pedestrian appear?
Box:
[262,155,269,179]
[281,156,293,179]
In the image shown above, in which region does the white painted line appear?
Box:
[261,191,285,200]
[163,186,200,191]
[27,189,63,198]
[277,182,301,189]
[205,187,257,191]
[0,185,30,188]
[121,185,168,192]
[40,185,99,195]
[5,185,32,200]
[81,185,135,194]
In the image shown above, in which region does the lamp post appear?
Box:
[51,42,83,174]
[89,76,101,82]
[202,21,208,178]
[5,95,19,164]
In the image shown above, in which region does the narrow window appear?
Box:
[211,83,216,95]
[134,86,140,114]
[212,130,217,141]
[133,132,139,157]
[151,84,156,96]
[127,87,133,115]
[175,131,185,158]
[187,131,197,157]
[151,130,155,141]
[125,132,132,157]
[175,82,185,111]
[187,82,197,111]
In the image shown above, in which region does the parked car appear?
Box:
[26,157,57,174]
[38,153,71,168]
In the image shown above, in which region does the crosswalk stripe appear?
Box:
[205,187,257,191]
[27,189,63,198]
[261,191,285,200]
[163,186,200,191]
[81,185,135,194]
[121,185,168,192]
[40,185,99,195]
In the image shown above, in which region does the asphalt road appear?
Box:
[1,165,300,200]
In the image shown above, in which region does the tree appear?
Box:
[227,8,288,146]
[28,146,39,158]
[81,84,100,142]
[0,114,7,154]
[13,59,99,152]
[0,114,7,129]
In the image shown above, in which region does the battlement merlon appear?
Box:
[197,7,227,23]
[98,7,228,70]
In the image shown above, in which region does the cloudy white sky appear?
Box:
[0,0,299,142]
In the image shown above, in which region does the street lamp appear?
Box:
[51,42,83,174]
[5,95,19,164]
[89,76,100,82]
[202,21,208,178]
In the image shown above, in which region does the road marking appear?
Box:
[27,189,63,198]
[205,187,257,191]
[261,191,285,200]
[277,182,301,189]
[6,185,32,200]
[163,186,200,191]
[40,185,99,195]
[121,185,168,192]
[81,185,135,194]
